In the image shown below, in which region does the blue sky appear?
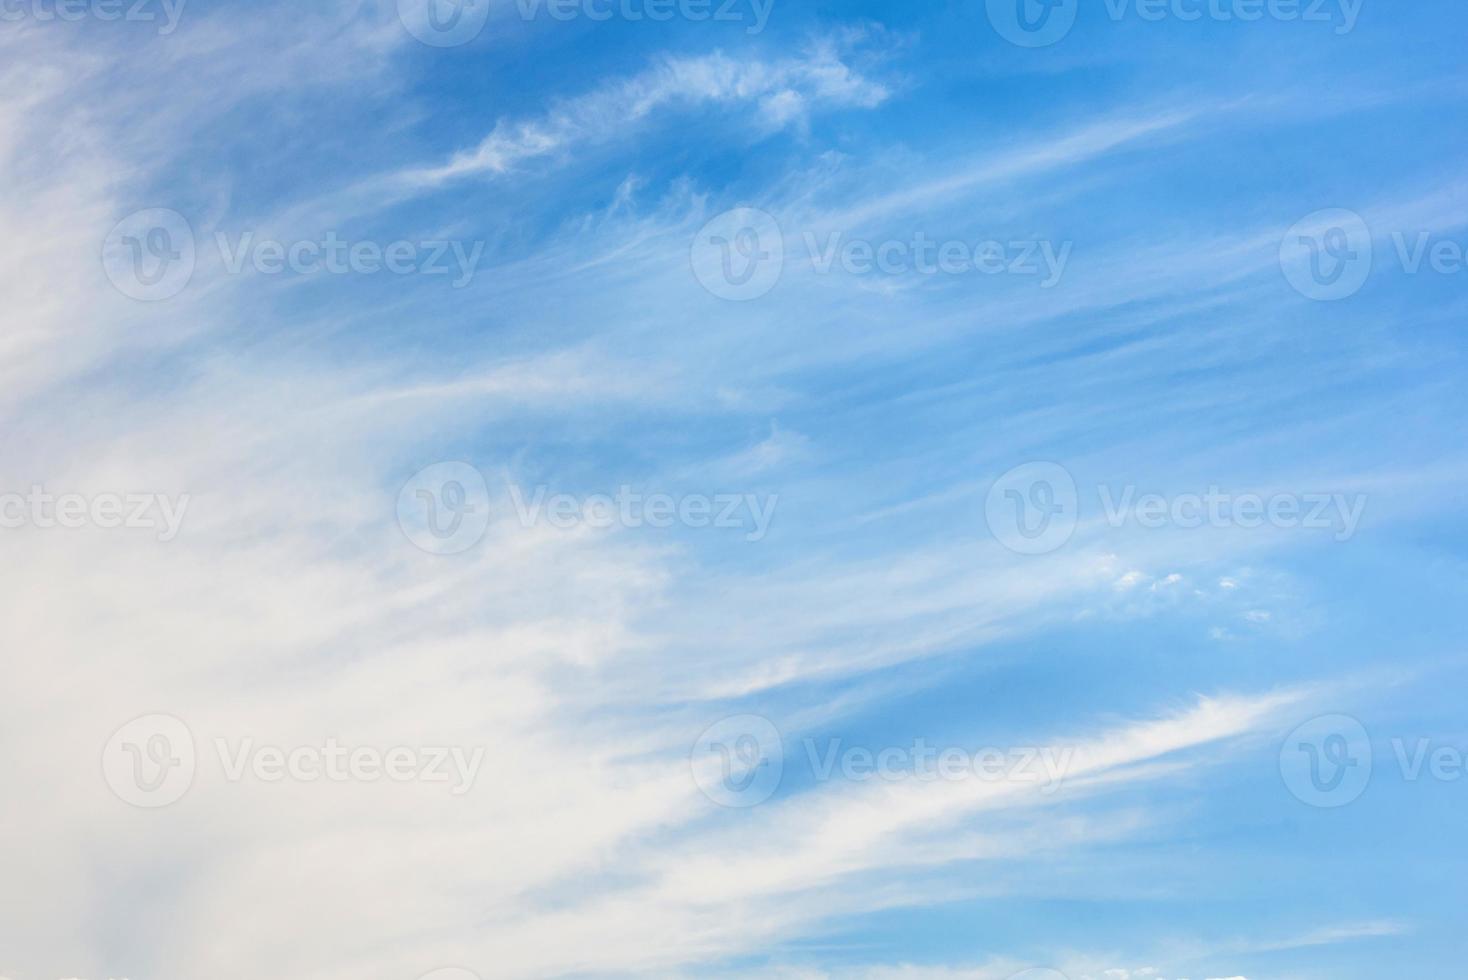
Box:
[2,1,1467,978]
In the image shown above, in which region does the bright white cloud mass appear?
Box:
[1,2,1465,979]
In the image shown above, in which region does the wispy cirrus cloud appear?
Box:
[397,40,892,188]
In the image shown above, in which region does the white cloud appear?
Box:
[397,42,891,187]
